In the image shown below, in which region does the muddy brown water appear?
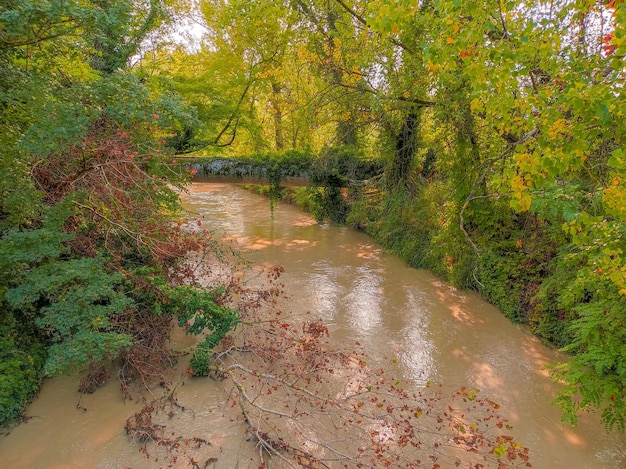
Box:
[1,182,625,468]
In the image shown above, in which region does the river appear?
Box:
[1,182,625,468]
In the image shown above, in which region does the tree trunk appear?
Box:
[388,109,420,188]
[271,82,285,151]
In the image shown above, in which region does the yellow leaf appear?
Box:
[470,98,484,113]
[446,37,454,44]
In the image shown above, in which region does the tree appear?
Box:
[0,0,235,422]
[88,0,168,74]
[151,0,303,154]
[360,0,626,430]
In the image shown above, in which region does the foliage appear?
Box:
[545,235,626,432]
[173,285,239,376]
[355,180,477,289]
[0,0,244,426]
[188,150,314,179]
[0,308,46,426]
[6,255,133,375]
[0,209,132,376]
[479,250,525,323]
[364,186,428,265]
[310,145,384,185]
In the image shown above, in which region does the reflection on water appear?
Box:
[298,260,348,321]
[1,182,625,469]
[345,266,383,335]
[400,289,436,386]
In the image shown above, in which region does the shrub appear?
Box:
[0,310,46,426]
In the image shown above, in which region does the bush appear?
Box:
[479,250,525,322]
[0,310,46,426]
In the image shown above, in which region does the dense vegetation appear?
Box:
[0,0,238,426]
[1,0,625,443]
